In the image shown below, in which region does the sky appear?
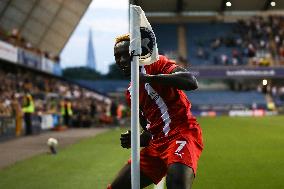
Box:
[60,0,129,74]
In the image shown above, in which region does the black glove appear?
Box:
[120,130,152,149]
[120,130,131,149]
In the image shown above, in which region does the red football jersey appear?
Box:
[126,55,198,139]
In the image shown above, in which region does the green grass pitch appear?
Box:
[0,116,284,189]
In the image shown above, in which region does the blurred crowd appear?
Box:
[234,15,284,66]
[195,15,284,66]
[0,27,59,62]
[0,63,127,128]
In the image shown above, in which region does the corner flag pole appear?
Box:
[130,4,141,189]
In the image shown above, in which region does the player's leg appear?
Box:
[109,163,154,189]
[165,126,203,189]
[166,163,194,189]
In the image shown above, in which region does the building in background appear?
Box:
[86,29,96,71]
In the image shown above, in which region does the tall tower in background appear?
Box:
[86,29,96,70]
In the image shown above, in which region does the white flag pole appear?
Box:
[130,4,141,189]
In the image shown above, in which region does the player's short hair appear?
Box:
[115,34,130,46]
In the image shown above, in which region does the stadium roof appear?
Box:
[0,0,92,55]
[133,0,284,17]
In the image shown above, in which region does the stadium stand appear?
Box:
[0,59,113,139]
[0,27,60,62]
[186,90,267,111]
[152,24,178,58]
[153,16,284,67]
[271,86,284,106]
[186,22,242,66]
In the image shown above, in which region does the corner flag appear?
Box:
[130,5,159,65]
[129,4,158,189]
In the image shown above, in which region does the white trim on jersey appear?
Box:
[144,83,171,136]
[141,66,171,136]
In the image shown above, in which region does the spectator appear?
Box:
[221,54,229,65]
[60,99,73,127]
[22,93,35,135]
[248,43,256,58]
[232,57,238,66]
[211,38,221,50]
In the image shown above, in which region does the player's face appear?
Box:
[114,41,131,77]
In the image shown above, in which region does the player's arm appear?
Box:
[140,66,198,91]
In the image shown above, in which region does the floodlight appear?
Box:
[270,1,276,7]
[226,1,232,7]
[262,79,268,86]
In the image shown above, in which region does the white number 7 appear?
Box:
[175,140,187,158]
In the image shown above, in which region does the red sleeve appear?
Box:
[154,55,178,74]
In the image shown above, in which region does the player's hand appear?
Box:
[120,130,131,149]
